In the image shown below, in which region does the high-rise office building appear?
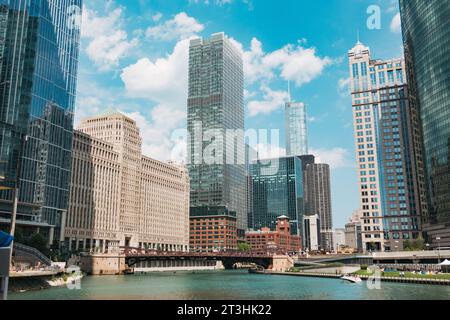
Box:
[251,156,305,240]
[400,0,450,248]
[68,112,190,252]
[0,0,82,245]
[285,100,308,157]
[348,41,423,252]
[345,211,363,253]
[333,228,346,252]
[187,33,247,238]
[305,164,333,252]
[304,214,320,252]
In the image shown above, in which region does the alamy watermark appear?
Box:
[171,123,283,176]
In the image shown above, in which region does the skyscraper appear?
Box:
[348,41,423,252]
[187,33,247,238]
[285,99,308,157]
[70,112,190,252]
[251,156,305,239]
[305,164,333,252]
[400,0,450,248]
[0,0,82,245]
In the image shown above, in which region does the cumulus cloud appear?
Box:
[120,39,191,161]
[247,86,289,117]
[254,143,286,161]
[146,12,204,41]
[81,4,138,70]
[390,13,402,33]
[310,147,353,169]
[230,37,332,86]
[338,77,351,97]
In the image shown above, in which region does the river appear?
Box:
[8,270,450,300]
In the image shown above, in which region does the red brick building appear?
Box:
[245,216,302,253]
[189,207,237,253]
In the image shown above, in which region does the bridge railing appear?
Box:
[119,247,291,258]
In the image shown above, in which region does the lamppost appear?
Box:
[0,121,28,301]
[436,237,441,264]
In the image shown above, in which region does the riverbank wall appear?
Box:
[133,261,225,274]
[257,270,450,286]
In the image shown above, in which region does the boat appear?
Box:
[341,275,362,284]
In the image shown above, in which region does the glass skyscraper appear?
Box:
[250,156,305,240]
[187,33,247,234]
[285,101,308,157]
[400,0,450,248]
[0,0,82,245]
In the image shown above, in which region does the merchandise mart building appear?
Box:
[0,0,82,245]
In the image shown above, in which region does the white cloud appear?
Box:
[254,144,286,160]
[247,86,289,117]
[230,37,332,87]
[152,12,163,22]
[120,39,191,161]
[390,13,402,33]
[310,147,353,169]
[81,4,138,70]
[146,12,204,41]
[338,77,351,97]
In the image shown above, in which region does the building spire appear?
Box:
[357,29,361,44]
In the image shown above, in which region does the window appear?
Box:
[378,72,386,85]
[352,63,359,78]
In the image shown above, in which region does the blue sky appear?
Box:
[76,0,404,228]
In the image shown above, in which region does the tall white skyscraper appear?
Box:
[285,87,308,157]
[349,40,421,253]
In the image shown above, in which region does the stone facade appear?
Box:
[65,112,190,253]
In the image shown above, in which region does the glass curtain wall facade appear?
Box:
[0,0,81,245]
[251,156,305,240]
[400,0,450,248]
[285,102,308,157]
[187,33,247,234]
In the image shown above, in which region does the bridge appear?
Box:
[121,247,289,270]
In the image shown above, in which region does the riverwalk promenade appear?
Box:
[258,270,450,286]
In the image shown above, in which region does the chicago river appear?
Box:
[9,271,450,300]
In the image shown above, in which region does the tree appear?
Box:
[25,233,51,257]
[237,242,252,252]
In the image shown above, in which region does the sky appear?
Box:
[75,0,405,229]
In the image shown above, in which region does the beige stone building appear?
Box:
[65,112,190,253]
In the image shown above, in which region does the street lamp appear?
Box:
[436,237,441,264]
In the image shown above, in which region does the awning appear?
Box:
[439,259,450,266]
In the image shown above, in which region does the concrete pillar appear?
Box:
[48,227,55,246]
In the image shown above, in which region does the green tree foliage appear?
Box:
[237,242,252,252]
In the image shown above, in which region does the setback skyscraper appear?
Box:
[348,41,423,252]
[0,0,82,245]
[187,33,247,243]
[400,0,450,248]
[67,112,190,252]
